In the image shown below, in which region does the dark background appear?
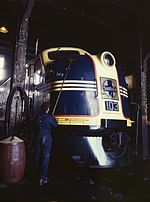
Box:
[0,0,150,85]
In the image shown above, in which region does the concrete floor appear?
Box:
[0,176,59,201]
[0,159,150,201]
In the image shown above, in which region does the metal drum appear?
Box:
[0,136,26,183]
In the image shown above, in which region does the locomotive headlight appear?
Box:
[100,51,116,67]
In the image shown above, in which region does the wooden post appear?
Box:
[141,53,149,159]
[139,14,149,159]
[12,0,35,88]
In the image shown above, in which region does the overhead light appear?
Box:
[0,26,8,33]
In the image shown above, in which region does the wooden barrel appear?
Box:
[0,136,26,183]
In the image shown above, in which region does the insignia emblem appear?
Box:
[101,78,118,99]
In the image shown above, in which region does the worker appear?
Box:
[34,102,58,186]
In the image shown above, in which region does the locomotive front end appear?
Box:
[41,47,132,168]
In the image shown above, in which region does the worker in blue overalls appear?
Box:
[34,102,58,186]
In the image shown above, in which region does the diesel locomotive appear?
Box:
[0,47,133,168]
[24,47,132,168]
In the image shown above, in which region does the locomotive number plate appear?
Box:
[105,101,119,111]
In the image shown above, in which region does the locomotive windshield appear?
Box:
[45,55,98,116]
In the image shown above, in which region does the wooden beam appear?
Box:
[12,0,35,88]
[139,14,149,159]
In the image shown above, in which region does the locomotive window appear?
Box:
[45,55,96,84]
[48,50,80,60]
